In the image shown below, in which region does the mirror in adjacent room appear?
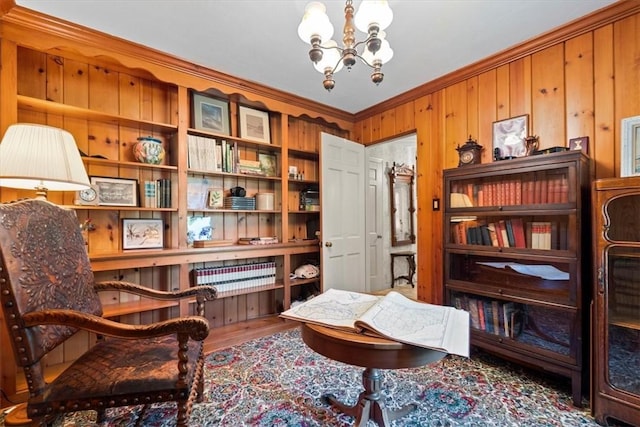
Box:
[389,162,415,246]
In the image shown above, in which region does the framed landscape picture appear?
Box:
[492,115,528,159]
[122,218,164,250]
[621,115,640,177]
[239,105,271,143]
[192,92,230,135]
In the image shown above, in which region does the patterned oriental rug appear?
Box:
[2,328,602,426]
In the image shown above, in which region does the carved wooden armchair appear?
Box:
[0,199,217,426]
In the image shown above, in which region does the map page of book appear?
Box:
[280,288,469,357]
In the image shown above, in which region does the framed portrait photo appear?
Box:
[492,115,529,159]
[621,115,640,177]
[239,105,271,144]
[192,92,230,135]
[90,176,138,207]
[122,218,164,250]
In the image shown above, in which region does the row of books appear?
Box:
[187,134,238,173]
[238,236,279,245]
[451,219,566,250]
[191,261,276,292]
[452,294,524,338]
[451,171,569,207]
[142,179,171,208]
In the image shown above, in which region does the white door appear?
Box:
[366,156,385,292]
[320,132,366,293]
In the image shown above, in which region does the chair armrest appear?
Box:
[22,309,210,341]
[94,280,217,301]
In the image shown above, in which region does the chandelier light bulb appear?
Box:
[362,32,393,65]
[298,2,334,43]
[354,0,393,33]
[313,40,344,74]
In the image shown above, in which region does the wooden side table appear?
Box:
[390,251,416,287]
[301,323,445,426]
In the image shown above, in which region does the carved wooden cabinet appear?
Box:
[591,177,640,426]
[443,151,592,407]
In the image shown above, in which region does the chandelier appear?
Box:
[298,0,394,91]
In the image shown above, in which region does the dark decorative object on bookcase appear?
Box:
[456,135,483,166]
[524,135,540,156]
[569,136,589,154]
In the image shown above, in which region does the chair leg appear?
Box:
[96,409,106,423]
[176,401,189,427]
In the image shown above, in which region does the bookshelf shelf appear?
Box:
[443,150,592,407]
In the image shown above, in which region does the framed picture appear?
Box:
[621,115,640,177]
[186,216,213,246]
[208,188,223,208]
[90,176,138,207]
[492,115,529,159]
[239,105,271,143]
[122,219,164,250]
[192,92,230,135]
[258,153,277,177]
[569,136,589,154]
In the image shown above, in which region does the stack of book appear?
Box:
[224,196,255,210]
[142,179,171,208]
[191,261,276,293]
[237,159,264,176]
[238,236,279,245]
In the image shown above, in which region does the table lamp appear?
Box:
[0,123,91,199]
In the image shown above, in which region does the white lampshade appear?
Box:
[298,1,334,43]
[361,31,394,65]
[0,123,90,198]
[355,0,393,33]
[313,40,345,74]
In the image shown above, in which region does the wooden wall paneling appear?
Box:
[370,114,382,143]
[593,24,615,179]
[62,330,90,363]
[565,33,595,147]
[62,58,88,108]
[531,44,566,148]
[16,46,44,98]
[495,64,511,120]
[259,289,276,316]
[508,57,532,118]
[477,69,497,164]
[444,81,468,168]
[88,64,118,114]
[246,293,260,319]
[224,295,239,325]
[45,53,63,103]
[0,40,19,209]
[207,299,224,328]
[379,107,396,138]
[614,13,640,177]
[466,77,479,141]
[118,73,140,120]
[396,101,416,134]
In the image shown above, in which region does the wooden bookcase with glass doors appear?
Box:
[443,150,592,407]
[0,42,344,405]
[591,176,640,426]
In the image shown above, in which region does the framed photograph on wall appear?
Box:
[621,115,640,177]
[492,115,529,159]
[192,92,230,135]
[122,218,164,250]
[90,176,138,207]
[239,105,271,143]
[569,136,589,154]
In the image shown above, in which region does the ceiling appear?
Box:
[15,0,617,114]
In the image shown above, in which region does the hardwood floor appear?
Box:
[204,284,418,353]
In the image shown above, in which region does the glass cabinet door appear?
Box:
[603,193,640,396]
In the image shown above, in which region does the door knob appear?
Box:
[325,242,333,247]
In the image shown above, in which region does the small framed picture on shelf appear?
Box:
[239,105,271,144]
[90,176,138,207]
[492,115,528,160]
[258,153,277,176]
[122,218,164,250]
[208,188,224,209]
[569,136,589,154]
[192,92,230,135]
[621,115,640,177]
[186,216,213,246]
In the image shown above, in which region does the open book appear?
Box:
[280,288,470,357]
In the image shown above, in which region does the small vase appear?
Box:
[133,136,165,164]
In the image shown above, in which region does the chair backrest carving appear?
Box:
[0,200,102,369]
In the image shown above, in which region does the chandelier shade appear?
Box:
[298,0,394,91]
[0,123,91,199]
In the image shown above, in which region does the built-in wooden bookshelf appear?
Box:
[443,150,592,407]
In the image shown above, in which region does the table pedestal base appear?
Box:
[323,367,417,427]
